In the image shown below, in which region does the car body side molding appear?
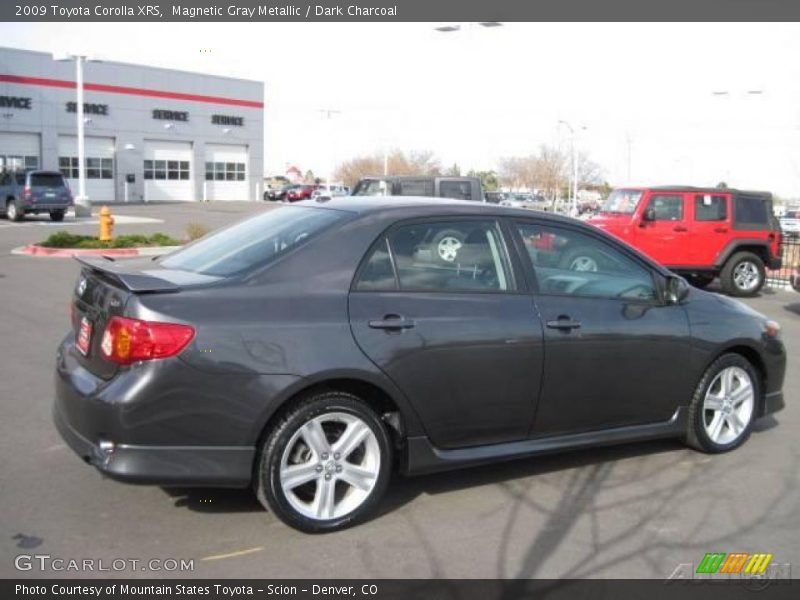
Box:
[402,407,687,475]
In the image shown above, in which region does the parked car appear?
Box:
[587,187,782,296]
[311,185,350,201]
[500,196,528,209]
[0,170,73,222]
[780,209,800,239]
[286,184,316,202]
[55,197,785,533]
[264,184,294,202]
[352,176,483,202]
[484,191,506,204]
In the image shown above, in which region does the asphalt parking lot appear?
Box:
[1,201,799,579]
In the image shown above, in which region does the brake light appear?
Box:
[100,316,195,365]
[23,186,32,199]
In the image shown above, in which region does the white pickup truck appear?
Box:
[780,209,800,239]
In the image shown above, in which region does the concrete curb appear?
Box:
[11,245,183,258]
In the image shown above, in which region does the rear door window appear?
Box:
[439,180,473,200]
[355,220,514,293]
[694,194,728,221]
[396,179,435,197]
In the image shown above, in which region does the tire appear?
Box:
[685,354,759,453]
[685,274,715,289]
[254,391,392,533]
[50,210,65,222]
[6,199,23,222]
[431,229,466,264]
[559,246,602,272]
[719,251,765,296]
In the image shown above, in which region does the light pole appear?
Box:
[558,120,586,217]
[318,108,341,189]
[54,53,98,217]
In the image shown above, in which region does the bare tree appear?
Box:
[335,149,441,187]
[578,152,603,188]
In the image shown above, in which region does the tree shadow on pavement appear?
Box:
[784,302,800,316]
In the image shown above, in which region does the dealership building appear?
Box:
[0,46,264,202]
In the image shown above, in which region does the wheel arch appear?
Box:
[715,240,771,269]
[703,343,768,416]
[249,370,424,476]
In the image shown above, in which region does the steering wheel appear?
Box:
[617,283,654,299]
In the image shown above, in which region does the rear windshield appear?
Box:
[30,173,66,188]
[160,206,346,276]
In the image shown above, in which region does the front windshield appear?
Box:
[160,206,346,276]
[601,190,643,214]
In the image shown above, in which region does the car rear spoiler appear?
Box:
[73,256,180,293]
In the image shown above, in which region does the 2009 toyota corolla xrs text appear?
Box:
[54,197,786,532]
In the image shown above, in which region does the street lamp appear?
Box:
[319,108,341,189]
[53,52,100,217]
[558,120,586,217]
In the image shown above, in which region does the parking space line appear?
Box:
[201,546,264,561]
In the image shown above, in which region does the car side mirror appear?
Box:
[641,206,656,224]
[666,276,690,305]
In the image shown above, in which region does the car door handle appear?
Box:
[368,315,416,330]
[714,227,728,233]
[546,317,582,330]
[673,226,688,232]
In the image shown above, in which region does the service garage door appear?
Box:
[204,144,248,201]
[58,136,116,202]
[143,140,193,202]
[0,132,40,171]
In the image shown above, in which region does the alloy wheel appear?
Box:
[702,366,754,445]
[7,201,17,221]
[732,261,760,292]
[279,412,380,521]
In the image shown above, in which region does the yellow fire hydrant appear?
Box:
[99,205,114,242]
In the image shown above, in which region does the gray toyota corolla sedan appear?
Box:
[55,197,786,532]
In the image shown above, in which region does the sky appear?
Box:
[2,22,800,197]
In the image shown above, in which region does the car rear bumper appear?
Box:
[52,334,292,488]
[53,402,254,487]
[23,203,72,212]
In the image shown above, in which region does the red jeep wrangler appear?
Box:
[587,186,782,296]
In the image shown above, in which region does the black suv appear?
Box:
[1,170,73,222]
[352,176,483,202]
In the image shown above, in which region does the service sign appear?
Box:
[0,95,31,109]
[66,102,109,116]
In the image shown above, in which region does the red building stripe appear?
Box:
[0,74,264,109]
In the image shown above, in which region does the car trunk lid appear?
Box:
[69,256,218,379]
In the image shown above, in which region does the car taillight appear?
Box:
[23,186,32,199]
[100,316,195,365]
